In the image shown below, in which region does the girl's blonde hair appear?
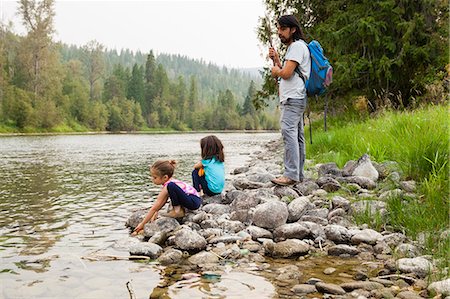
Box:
[151,160,176,177]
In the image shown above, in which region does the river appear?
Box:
[0,132,284,298]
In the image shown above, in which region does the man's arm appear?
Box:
[271,60,298,80]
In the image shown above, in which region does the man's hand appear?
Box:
[269,47,280,67]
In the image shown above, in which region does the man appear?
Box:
[269,15,311,186]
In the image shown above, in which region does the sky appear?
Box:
[0,0,270,69]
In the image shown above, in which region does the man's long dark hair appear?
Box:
[278,15,306,41]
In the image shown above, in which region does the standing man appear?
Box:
[269,15,311,186]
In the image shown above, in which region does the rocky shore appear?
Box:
[125,139,449,298]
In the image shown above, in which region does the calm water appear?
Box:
[0,132,281,299]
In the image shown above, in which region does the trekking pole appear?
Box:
[307,105,312,144]
[323,94,328,132]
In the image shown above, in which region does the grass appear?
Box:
[306,105,449,274]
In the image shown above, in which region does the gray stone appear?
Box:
[381,233,407,248]
[340,281,384,291]
[305,208,329,219]
[208,235,243,244]
[275,265,302,281]
[316,176,341,192]
[244,225,273,240]
[396,291,423,299]
[224,189,246,204]
[233,166,249,175]
[192,211,208,223]
[188,251,219,265]
[217,219,246,233]
[351,154,379,181]
[396,257,433,278]
[200,219,219,229]
[294,180,320,196]
[230,193,260,211]
[125,208,147,228]
[342,160,357,176]
[324,224,351,243]
[351,229,383,245]
[143,217,180,238]
[273,185,299,199]
[299,221,325,239]
[428,278,450,296]
[291,284,317,294]
[229,209,252,224]
[399,180,416,192]
[201,194,223,205]
[252,200,289,229]
[331,196,351,211]
[328,208,346,220]
[273,223,310,242]
[328,244,360,256]
[173,229,207,251]
[318,162,343,177]
[264,239,310,258]
[202,203,231,215]
[338,176,377,190]
[379,189,403,200]
[129,242,163,259]
[394,243,421,258]
[300,215,329,226]
[287,196,313,222]
[351,200,386,216]
[315,282,346,295]
[323,267,336,275]
[148,231,168,245]
[247,172,275,183]
[157,248,183,265]
[233,178,270,190]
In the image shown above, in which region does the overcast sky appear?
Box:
[1,0,270,68]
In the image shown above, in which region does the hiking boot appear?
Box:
[271,176,297,186]
[164,208,185,219]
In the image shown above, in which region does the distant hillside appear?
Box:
[59,45,262,103]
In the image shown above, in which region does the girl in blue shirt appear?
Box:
[192,135,225,196]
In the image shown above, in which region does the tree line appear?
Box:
[254,0,448,113]
[0,0,278,132]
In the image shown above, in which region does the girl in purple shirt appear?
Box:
[133,160,202,235]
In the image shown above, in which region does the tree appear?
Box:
[127,63,145,108]
[81,40,104,101]
[242,80,257,116]
[256,0,449,110]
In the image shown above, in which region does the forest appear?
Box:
[0,0,277,133]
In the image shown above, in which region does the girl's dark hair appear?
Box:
[200,135,224,162]
[278,14,306,41]
[151,160,176,177]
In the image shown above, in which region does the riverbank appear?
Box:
[124,137,449,298]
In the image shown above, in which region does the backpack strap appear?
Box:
[295,39,310,85]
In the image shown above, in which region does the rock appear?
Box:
[273,185,299,199]
[396,290,423,299]
[247,172,275,183]
[299,221,325,239]
[315,282,346,295]
[192,211,208,223]
[229,210,252,224]
[264,239,310,258]
[148,231,168,245]
[233,166,249,175]
[224,189,246,204]
[173,229,207,251]
[275,265,302,282]
[338,176,376,190]
[188,251,219,265]
[241,240,262,252]
[324,224,351,243]
[327,244,360,256]
[381,233,407,248]
[396,257,433,278]
[273,223,310,242]
[208,235,243,244]
[291,284,317,294]
[340,281,384,291]
[230,193,260,211]
[379,189,403,200]
[328,208,346,220]
[428,278,450,296]
[342,160,356,176]
[353,270,368,281]
[217,219,246,233]
[394,243,421,258]
[244,225,273,240]
[143,217,180,238]
[233,178,270,190]
[351,200,386,216]
[369,278,394,287]
[331,196,351,211]
[129,242,162,259]
[201,194,223,205]
[125,208,147,228]
[351,154,379,181]
[351,229,383,245]
[399,180,416,192]
[157,248,183,265]
[300,215,329,226]
[305,208,329,219]
[202,203,231,215]
[318,162,343,177]
[323,267,336,275]
[200,219,219,229]
[287,196,313,222]
[316,176,341,192]
[252,200,289,229]
[294,180,320,196]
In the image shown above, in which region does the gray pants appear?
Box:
[280,98,307,181]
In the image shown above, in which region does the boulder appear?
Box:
[318,162,343,177]
[273,185,299,199]
[324,224,351,243]
[125,208,147,228]
[202,203,231,215]
[188,251,219,265]
[351,229,383,245]
[287,196,313,222]
[157,248,183,265]
[294,180,320,196]
[129,242,162,259]
[351,154,379,181]
[244,225,273,240]
[143,217,180,238]
[273,223,310,242]
[264,239,310,258]
[252,200,288,229]
[396,256,433,278]
[428,278,450,296]
[315,282,346,295]
[338,176,377,190]
[173,228,207,251]
[327,244,360,256]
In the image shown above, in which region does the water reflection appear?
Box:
[0,133,279,298]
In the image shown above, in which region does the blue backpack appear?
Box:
[296,40,333,97]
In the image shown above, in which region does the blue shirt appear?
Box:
[201,157,225,193]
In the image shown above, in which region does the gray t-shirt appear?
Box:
[279,40,311,103]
